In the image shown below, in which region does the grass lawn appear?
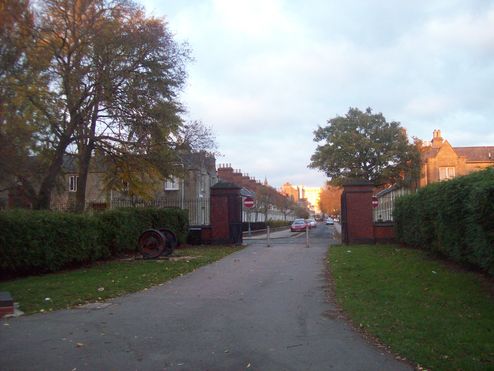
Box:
[328,244,494,371]
[0,246,242,315]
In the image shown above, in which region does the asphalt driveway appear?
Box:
[0,224,411,370]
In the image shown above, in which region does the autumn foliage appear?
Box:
[318,185,342,216]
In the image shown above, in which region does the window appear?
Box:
[164,177,180,191]
[439,167,455,181]
[69,175,78,192]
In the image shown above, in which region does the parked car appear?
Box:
[306,218,317,228]
[325,217,334,225]
[291,218,308,232]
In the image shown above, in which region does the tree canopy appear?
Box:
[309,107,420,187]
[1,0,197,211]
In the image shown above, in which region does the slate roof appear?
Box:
[453,146,494,162]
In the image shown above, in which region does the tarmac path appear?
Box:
[0,223,412,370]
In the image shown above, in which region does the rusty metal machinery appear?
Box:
[138,228,178,259]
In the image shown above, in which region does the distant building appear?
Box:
[217,164,294,222]
[280,182,300,202]
[280,182,321,214]
[419,129,494,187]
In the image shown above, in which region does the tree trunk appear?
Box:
[75,90,100,213]
[34,134,72,210]
[75,145,93,213]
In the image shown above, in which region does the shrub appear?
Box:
[395,168,494,275]
[95,207,188,255]
[0,207,189,276]
[266,220,292,228]
[0,210,100,275]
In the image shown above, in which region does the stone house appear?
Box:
[373,129,494,223]
[419,130,494,187]
[2,152,217,225]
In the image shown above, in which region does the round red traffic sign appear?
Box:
[372,196,378,208]
[244,196,255,208]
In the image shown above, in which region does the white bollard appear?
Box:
[267,225,271,247]
[305,226,309,248]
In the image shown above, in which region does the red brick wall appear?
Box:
[210,184,242,244]
[342,183,374,244]
[210,194,229,242]
[373,223,396,244]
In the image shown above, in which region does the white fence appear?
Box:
[373,187,411,222]
[242,208,295,222]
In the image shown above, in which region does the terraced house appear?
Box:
[1,152,217,226]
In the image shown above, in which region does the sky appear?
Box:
[141,0,494,189]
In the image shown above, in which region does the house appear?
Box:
[373,130,494,222]
[216,164,294,222]
[2,151,217,225]
[419,130,494,187]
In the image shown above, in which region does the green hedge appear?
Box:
[394,168,494,275]
[266,220,292,228]
[95,207,189,255]
[0,208,188,276]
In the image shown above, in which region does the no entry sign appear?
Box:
[372,196,378,208]
[244,196,255,208]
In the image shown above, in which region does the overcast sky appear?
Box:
[142,0,494,188]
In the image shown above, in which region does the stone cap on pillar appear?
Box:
[342,178,374,186]
[342,178,374,192]
[211,181,241,190]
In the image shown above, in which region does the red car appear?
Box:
[290,219,308,232]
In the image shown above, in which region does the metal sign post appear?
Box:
[267,225,271,247]
[305,226,310,248]
[372,196,378,208]
[244,197,255,237]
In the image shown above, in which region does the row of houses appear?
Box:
[374,129,494,222]
[1,151,218,225]
[1,152,297,225]
[216,164,296,222]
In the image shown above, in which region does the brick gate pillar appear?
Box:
[210,182,243,245]
[341,179,374,244]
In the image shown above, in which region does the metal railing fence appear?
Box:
[373,187,411,222]
[51,198,210,225]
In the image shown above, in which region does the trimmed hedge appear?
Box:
[394,168,494,275]
[94,207,188,255]
[0,208,188,276]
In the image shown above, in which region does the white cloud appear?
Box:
[144,0,494,187]
[404,95,453,118]
[211,0,296,40]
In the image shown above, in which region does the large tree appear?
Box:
[309,107,420,187]
[2,0,190,211]
[0,0,45,204]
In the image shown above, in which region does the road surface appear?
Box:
[0,222,411,370]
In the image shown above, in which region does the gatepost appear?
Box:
[210,182,243,245]
[341,179,374,244]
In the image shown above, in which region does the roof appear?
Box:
[453,146,494,162]
[179,151,216,172]
[375,184,399,197]
[211,181,241,190]
[61,151,217,174]
[240,187,256,197]
[421,147,439,161]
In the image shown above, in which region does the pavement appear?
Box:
[0,223,412,371]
